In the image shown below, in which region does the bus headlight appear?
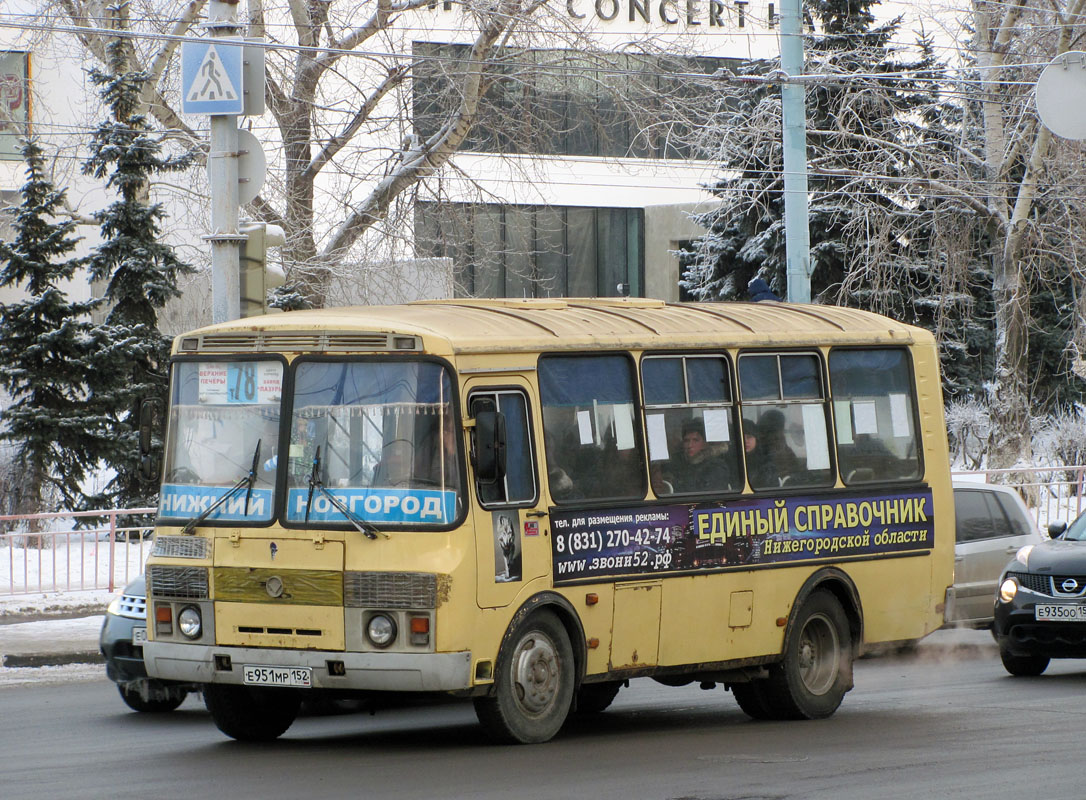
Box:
[178,606,202,639]
[999,578,1019,604]
[366,614,397,648]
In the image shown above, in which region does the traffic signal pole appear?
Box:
[780,0,811,304]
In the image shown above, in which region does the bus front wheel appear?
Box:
[204,684,301,741]
[765,590,853,720]
[473,610,574,744]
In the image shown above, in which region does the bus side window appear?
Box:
[829,348,921,484]
[539,354,647,503]
[470,391,538,507]
[642,354,738,497]
[738,353,833,490]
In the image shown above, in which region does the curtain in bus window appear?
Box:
[539,355,645,502]
[829,349,920,484]
[738,355,778,400]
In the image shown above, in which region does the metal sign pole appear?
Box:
[780,0,811,304]
[204,0,243,323]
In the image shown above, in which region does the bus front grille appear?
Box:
[344,571,438,609]
[148,566,209,599]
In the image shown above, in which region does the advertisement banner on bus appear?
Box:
[550,488,934,583]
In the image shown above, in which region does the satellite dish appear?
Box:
[1037,51,1086,140]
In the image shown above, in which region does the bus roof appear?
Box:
[175,298,930,355]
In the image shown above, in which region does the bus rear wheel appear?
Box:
[473,610,574,744]
[731,680,782,720]
[765,590,853,720]
[204,684,301,741]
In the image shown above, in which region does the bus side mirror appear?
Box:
[472,410,506,484]
[138,399,161,483]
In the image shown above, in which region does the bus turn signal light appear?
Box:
[155,603,173,635]
[410,616,430,646]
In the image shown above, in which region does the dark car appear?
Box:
[100,575,196,712]
[993,511,1086,676]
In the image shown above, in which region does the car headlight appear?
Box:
[107,595,123,616]
[1015,545,1034,566]
[999,577,1019,603]
[366,614,397,648]
[178,606,202,639]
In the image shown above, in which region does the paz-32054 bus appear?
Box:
[141,298,954,743]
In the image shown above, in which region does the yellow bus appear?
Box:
[142,298,954,743]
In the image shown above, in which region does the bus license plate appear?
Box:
[1035,604,1086,621]
[243,665,312,687]
[131,627,147,645]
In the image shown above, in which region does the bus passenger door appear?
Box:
[466,382,546,608]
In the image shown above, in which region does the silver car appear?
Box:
[946,481,1044,628]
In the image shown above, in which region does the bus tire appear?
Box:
[765,590,852,720]
[575,680,622,714]
[203,684,301,741]
[731,680,780,720]
[473,610,574,744]
[999,645,1049,677]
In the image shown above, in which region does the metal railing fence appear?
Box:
[951,466,1086,531]
[0,507,156,597]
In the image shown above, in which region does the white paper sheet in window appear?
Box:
[834,400,854,444]
[802,404,831,470]
[615,406,636,450]
[647,413,669,461]
[889,393,911,437]
[577,409,593,445]
[852,400,878,435]
[703,408,730,442]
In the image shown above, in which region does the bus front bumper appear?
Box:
[144,641,473,692]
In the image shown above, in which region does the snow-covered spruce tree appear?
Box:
[81,36,195,508]
[684,0,990,400]
[0,138,104,514]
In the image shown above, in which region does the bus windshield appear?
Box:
[159,360,283,524]
[284,360,461,527]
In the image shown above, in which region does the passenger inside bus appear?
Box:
[757,409,799,480]
[667,418,732,494]
[743,418,781,489]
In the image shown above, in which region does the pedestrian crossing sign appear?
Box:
[181,40,244,115]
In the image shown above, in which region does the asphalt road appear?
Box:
[2,635,1085,800]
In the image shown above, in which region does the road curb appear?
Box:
[3,651,104,668]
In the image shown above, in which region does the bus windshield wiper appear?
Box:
[305,446,386,540]
[181,439,261,535]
